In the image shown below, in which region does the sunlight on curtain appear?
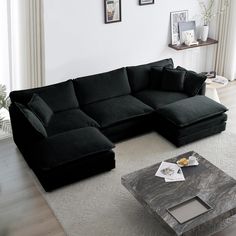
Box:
[215,0,236,81]
[0,0,11,93]
[223,0,236,80]
[11,0,32,90]
[10,0,44,90]
[0,0,44,138]
[0,0,11,138]
[226,0,236,80]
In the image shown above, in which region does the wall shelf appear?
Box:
[168,38,218,51]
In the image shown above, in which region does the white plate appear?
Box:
[177,156,199,167]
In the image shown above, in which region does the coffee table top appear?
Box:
[121,151,236,236]
[206,75,228,89]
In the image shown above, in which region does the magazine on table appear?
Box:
[212,77,226,84]
[155,161,185,182]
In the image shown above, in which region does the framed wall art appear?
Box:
[170,10,188,45]
[139,0,154,5]
[104,0,121,24]
[178,21,197,44]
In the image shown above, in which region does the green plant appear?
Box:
[0,84,10,131]
[0,84,10,110]
[198,0,229,25]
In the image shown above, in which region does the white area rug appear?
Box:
[41,109,236,236]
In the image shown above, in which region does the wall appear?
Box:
[43,0,217,85]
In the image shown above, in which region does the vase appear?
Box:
[201,25,209,41]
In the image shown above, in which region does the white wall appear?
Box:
[43,0,217,85]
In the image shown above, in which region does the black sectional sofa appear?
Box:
[9,58,228,191]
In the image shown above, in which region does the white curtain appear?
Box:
[28,0,45,88]
[0,0,11,94]
[215,0,236,81]
[10,0,44,90]
[1,0,44,138]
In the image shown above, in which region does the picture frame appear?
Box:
[170,10,188,45]
[139,0,154,5]
[104,0,121,24]
[178,21,197,44]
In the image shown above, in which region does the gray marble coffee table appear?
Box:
[121,151,236,236]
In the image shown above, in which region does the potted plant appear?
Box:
[0,84,11,133]
[198,0,229,41]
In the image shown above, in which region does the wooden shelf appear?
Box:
[168,38,218,51]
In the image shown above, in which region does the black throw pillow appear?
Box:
[15,102,47,138]
[176,66,207,96]
[28,93,53,126]
[149,67,163,89]
[161,67,186,92]
[149,64,174,89]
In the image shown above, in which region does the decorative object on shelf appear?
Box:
[170,10,188,45]
[139,0,154,5]
[168,37,218,51]
[184,39,199,47]
[179,21,198,46]
[104,0,121,24]
[201,25,209,41]
[198,0,229,41]
[0,84,11,134]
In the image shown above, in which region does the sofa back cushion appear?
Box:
[28,94,53,126]
[10,80,79,113]
[73,67,131,106]
[126,58,174,93]
[161,67,186,92]
[149,64,174,90]
[176,66,207,96]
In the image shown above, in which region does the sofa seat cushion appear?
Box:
[155,113,227,147]
[134,89,188,110]
[156,95,228,128]
[34,127,115,170]
[82,95,154,128]
[46,109,100,136]
[156,113,227,138]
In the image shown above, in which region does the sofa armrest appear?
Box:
[198,82,206,95]
[9,103,46,154]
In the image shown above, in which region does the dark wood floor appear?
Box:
[0,81,235,236]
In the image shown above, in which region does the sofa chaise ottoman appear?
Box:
[32,127,115,191]
[155,96,228,146]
